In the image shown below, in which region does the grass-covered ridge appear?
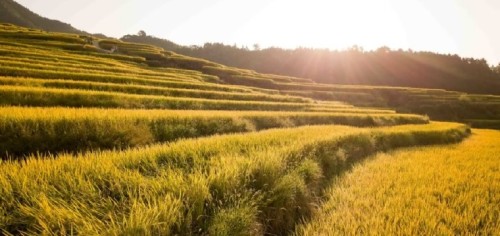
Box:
[0,77,309,103]
[0,107,428,158]
[0,122,470,235]
[0,85,319,111]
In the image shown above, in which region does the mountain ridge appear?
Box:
[122,34,500,95]
[0,0,86,35]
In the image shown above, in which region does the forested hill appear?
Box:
[0,0,85,35]
[122,34,500,95]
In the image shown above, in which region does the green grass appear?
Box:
[0,107,428,157]
[297,129,499,235]
[0,122,470,235]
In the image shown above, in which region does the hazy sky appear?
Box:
[17,0,500,65]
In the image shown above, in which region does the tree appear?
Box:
[137,30,146,37]
[253,43,260,51]
[348,45,364,53]
[492,63,500,76]
[376,46,391,54]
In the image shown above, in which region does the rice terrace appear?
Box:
[0,0,499,235]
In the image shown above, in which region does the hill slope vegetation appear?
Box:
[0,0,85,35]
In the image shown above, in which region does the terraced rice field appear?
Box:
[0,107,428,157]
[0,122,471,235]
[285,84,500,125]
[0,23,498,235]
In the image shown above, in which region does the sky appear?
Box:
[17,0,500,65]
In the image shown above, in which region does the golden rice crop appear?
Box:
[0,122,469,235]
[0,77,310,103]
[0,106,429,157]
[297,129,499,235]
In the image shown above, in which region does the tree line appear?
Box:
[122,33,500,95]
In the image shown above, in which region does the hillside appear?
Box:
[0,23,427,156]
[0,0,85,34]
[0,23,498,235]
[1,23,500,129]
[122,35,500,95]
[2,0,500,96]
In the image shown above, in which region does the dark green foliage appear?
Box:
[466,119,500,129]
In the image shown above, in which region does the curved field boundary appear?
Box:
[0,122,470,235]
[297,129,499,235]
[0,107,428,158]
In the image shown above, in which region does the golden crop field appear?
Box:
[0,107,428,157]
[298,129,500,235]
[0,23,498,235]
[0,122,471,235]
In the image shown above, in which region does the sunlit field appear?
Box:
[0,122,470,235]
[0,22,498,235]
[0,106,428,158]
[298,129,500,235]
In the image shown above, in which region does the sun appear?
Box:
[228,0,409,50]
